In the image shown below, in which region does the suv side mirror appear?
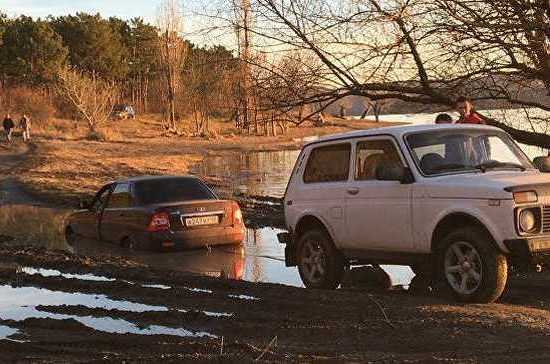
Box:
[79,200,91,210]
[533,156,550,173]
[376,164,414,184]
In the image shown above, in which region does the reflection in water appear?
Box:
[0,285,215,338]
[192,150,300,198]
[0,324,19,341]
[21,267,116,282]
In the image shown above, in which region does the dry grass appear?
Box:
[0,205,69,250]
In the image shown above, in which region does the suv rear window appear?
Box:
[135,178,216,205]
[303,143,351,183]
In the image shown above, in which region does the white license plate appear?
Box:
[185,215,219,227]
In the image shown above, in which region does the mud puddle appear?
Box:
[0,204,414,288]
[0,325,19,341]
[0,283,219,339]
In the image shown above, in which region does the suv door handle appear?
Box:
[347,188,360,196]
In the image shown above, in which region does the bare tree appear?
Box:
[157,0,188,131]
[210,0,550,147]
[55,66,118,131]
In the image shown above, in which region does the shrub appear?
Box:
[86,130,107,142]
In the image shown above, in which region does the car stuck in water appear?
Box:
[65,176,245,250]
[280,124,550,303]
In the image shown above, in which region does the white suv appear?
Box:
[280,124,550,303]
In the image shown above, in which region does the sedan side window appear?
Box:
[92,186,112,212]
[356,140,403,180]
[107,183,133,209]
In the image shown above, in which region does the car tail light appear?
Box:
[232,202,243,226]
[147,212,171,232]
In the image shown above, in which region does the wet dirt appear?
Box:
[1,247,550,362]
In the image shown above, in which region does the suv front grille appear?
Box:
[543,206,550,234]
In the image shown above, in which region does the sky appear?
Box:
[0,0,233,46]
[1,0,160,23]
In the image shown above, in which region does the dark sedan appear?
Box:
[65,176,246,250]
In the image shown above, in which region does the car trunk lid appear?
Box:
[152,200,233,230]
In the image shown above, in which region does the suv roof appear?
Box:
[309,124,502,146]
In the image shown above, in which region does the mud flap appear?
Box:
[285,244,297,267]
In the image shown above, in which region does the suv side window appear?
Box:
[356,139,403,180]
[303,143,351,183]
[107,183,133,208]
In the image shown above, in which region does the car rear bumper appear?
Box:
[137,225,246,251]
[504,237,550,262]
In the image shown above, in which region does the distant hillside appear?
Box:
[323,76,549,116]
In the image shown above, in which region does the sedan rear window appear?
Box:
[135,178,216,205]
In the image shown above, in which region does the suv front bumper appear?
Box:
[504,237,550,262]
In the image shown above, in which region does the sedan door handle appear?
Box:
[347,188,360,196]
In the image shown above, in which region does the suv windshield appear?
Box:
[406,129,533,176]
[135,178,216,205]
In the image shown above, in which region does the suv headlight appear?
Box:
[516,207,542,235]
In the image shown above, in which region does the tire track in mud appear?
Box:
[0,143,40,206]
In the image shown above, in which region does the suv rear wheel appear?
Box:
[438,227,507,303]
[297,228,345,289]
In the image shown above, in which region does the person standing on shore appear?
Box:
[2,114,15,143]
[19,114,31,142]
[455,97,485,124]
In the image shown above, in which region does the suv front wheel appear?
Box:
[438,227,508,303]
[297,228,345,289]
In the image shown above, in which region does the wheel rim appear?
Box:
[300,239,327,284]
[444,241,483,295]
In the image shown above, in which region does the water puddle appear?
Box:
[178,309,233,318]
[0,285,215,338]
[19,266,219,296]
[228,294,260,301]
[0,324,19,341]
[142,284,172,290]
[191,150,300,197]
[21,267,115,282]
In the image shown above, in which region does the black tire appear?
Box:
[120,236,136,250]
[297,228,345,289]
[437,227,508,303]
[65,226,77,246]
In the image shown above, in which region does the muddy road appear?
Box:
[1,247,550,362]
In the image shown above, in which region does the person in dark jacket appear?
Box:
[435,113,453,124]
[2,114,15,142]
